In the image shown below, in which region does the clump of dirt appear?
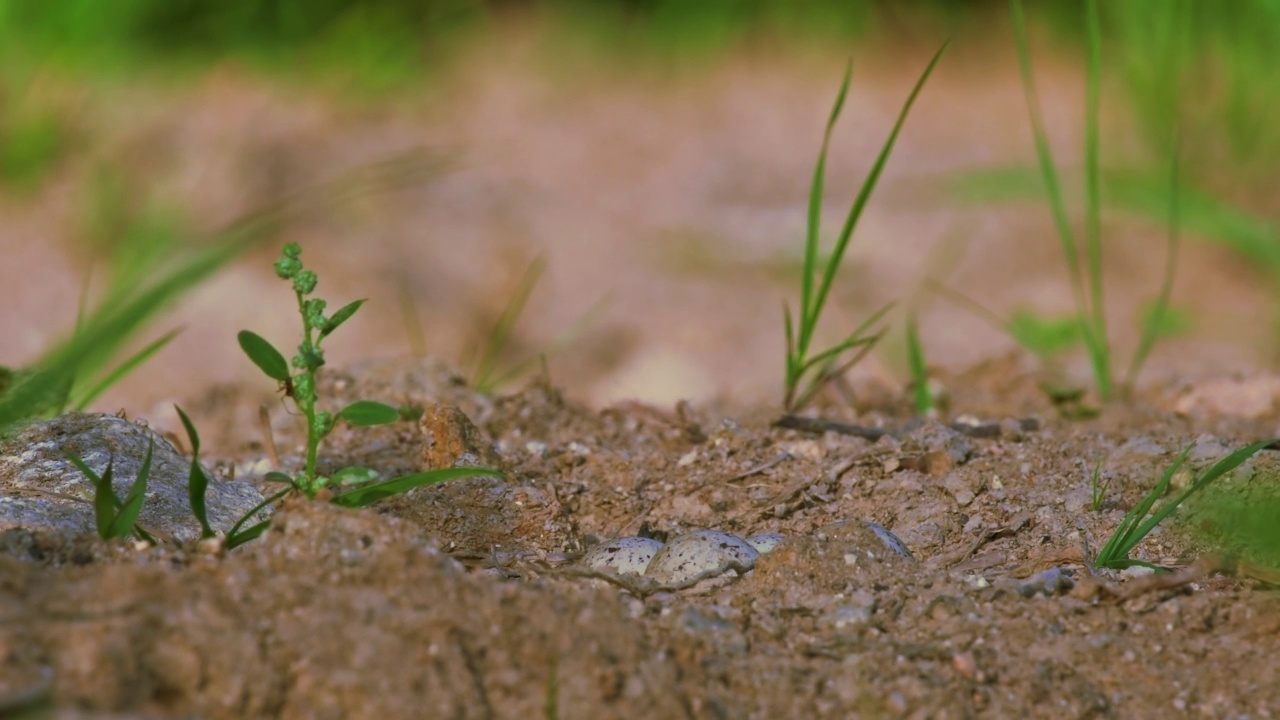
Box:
[4,356,1280,718]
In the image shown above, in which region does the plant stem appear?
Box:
[296,288,321,491]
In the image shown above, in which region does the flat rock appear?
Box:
[0,413,268,542]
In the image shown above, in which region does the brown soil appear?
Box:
[4,356,1280,719]
[4,21,1280,720]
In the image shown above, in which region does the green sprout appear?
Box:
[176,404,288,549]
[782,42,948,411]
[1088,459,1110,512]
[239,243,502,503]
[66,439,156,542]
[904,311,934,416]
[1093,440,1272,571]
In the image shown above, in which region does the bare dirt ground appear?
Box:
[3,21,1280,720]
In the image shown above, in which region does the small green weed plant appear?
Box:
[1093,440,1271,571]
[66,439,157,543]
[904,311,935,416]
[1088,459,1109,512]
[239,243,502,504]
[782,42,948,411]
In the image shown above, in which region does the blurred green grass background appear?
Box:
[3,0,1279,215]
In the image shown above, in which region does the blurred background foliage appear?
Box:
[2,0,1278,198]
[2,0,1279,350]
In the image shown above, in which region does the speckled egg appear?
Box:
[645,530,760,585]
[581,536,665,576]
[745,533,785,554]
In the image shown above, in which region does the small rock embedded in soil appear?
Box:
[817,520,915,561]
[419,403,505,471]
[0,413,267,542]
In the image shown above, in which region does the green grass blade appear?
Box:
[108,437,152,539]
[0,237,250,433]
[1010,0,1099,377]
[806,41,948,337]
[483,294,610,392]
[799,61,854,356]
[906,312,932,415]
[783,303,798,405]
[797,300,896,376]
[1123,440,1273,551]
[471,255,547,391]
[793,329,885,412]
[1082,0,1110,398]
[67,452,117,538]
[1095,444,1190,567]
[226,519,273,549]
[1126,133,1182,390]
[226,487,291,547]
[73,329,182,412]
[331,467,504,508]
[176,405,215,539]
[1095,441,1272,569]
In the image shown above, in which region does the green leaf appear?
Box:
[906,312,933,415]
[263,471,300,490]
[1094,440,1274,569]
[68,452,117,539]
[1007,310,1081,358]
[333,466,380,486]
[332,467,504,508]
[237,330,291,382]
[336,400,400,426]
[108,437,153,539]
[226,487,291,548]
[176,405,215,539]
[226,519,273,549]
[321,299,365,339]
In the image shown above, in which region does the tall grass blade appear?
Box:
[108,437,153,538]
[799,61,855,358]
[176,405,216,539]
[797,301,895,377]
[484,295,610,392]
[471,255,547,391]
[806,42,949,336]
[1082,0,1111,399]
[1095,441,1272,569]
[66,453,117,538]
[1126,133,1182,390]
[73,329,182,412]
[1010,0,1106,395]
[906,312,932,415]
[332,467,504,508]
[225,487,292,549]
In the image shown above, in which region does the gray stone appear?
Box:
[0,413,268,542]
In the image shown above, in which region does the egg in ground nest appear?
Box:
[582,536,665,576]
[645,530,760,585]
[745,533,784,554]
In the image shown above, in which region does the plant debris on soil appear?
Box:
[4,355,1280,718]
